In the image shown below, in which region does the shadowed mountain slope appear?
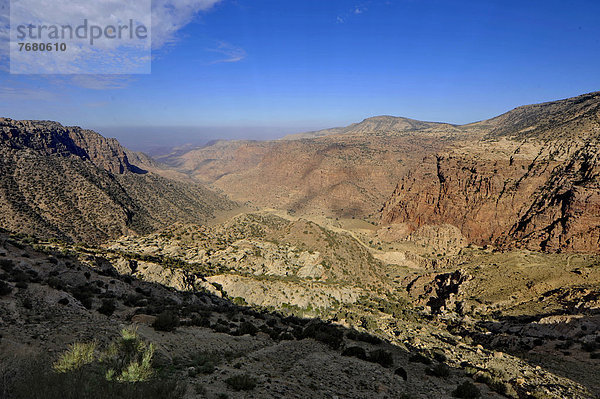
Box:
[0,118,234,243]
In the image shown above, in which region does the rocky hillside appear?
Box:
[0,118,234,243]
[1,229,595,398]
[106,212,388,311]
[484,91,600,140]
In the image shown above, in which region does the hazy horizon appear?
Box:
[92,124,329,154]
[2,0,600,136]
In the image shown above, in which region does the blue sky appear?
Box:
[1,0,600,150]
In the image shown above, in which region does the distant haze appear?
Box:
[92,125,326,155]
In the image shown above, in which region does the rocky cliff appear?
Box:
[381,92,600,252]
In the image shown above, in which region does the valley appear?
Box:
[1,92,600,398]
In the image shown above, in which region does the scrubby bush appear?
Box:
[0,280,12,296]
[190,352,216,375]
[213,325,230,334]
[190,313,211,328]
[152,311,180,332]
[582,341,598,352]
[47,277,66,291]
[11,271,30,284]
[279,332,294,341]
[425,363,450,378]
[395,367,407,381]
[225,374,257,391]
[0,259,14,272]
[367,349,394,368]
[346,330,382,345]
[408,352,432,365]
[98,299,116,317]
[453,381,481,398]
[7,356,183,399]
[53,342,97,373]
[301,321,343,349]
[72,285,95,309]
[103,328,155,383]
[432,351,447,362]
[341,346,367,360]
[236,322,258,336]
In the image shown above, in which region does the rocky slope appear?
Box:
[1,230,595,398]
[106,212,388,311]
[0,118,234,243]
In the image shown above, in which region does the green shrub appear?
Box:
[53,342,97,373]
[72,286,95,309]
[225,374,257,391]
[236,322,258,336]
[0,259,14,272]
[103,328,155,383]
[190,352,216,375]
[453,381,481,398]
[152,311,180,332]
[582,341,598,352]
[15,281,28,289]
[190,313,211,327]
[47,277,66,291]
[213,324,230,334]
[395,367,407,381]
[279,332,294,341]
[7,358,184,399]
[11,271,30,284]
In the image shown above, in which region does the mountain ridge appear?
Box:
[0,118,235,243]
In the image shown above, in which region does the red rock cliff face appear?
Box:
[380,141,564,248]
[504,141,600,252]
[381,92,600,253]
